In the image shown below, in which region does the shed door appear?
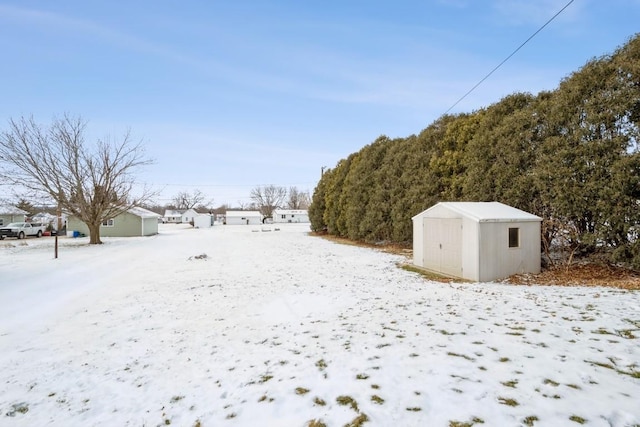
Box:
[423,218,462,277]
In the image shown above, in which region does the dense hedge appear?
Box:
[309,34,640,267]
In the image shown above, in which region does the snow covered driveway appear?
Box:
[1,224,639,426]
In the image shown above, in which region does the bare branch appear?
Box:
[250,185,287,218]
[171,189,212,210]
[287,186,311,210]
[0,114,156,244]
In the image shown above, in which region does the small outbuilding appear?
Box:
[193,214,215,228]
[225,210,262,225]
[412,202,541,282]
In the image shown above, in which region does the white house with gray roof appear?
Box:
[272,209,309,223]
[163,209,184,223]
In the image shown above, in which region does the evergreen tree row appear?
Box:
[309,34,640,268]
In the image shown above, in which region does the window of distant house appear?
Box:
[508,227,520,248]
[102,219,115,227]
[281,215,286,219]
[0,219,3,226]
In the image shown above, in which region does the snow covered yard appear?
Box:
[1,224,639,427]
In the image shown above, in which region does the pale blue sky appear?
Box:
[1,1,639,206]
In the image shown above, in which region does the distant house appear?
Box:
[412,202,541,282]
[272,209,309,223]
[181,208,199,225]
[67,207,162,237]
[163,209,184,223]
[225,210,262,225]
[0,205,28,226]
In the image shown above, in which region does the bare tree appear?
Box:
[287,186,311,210]
[171,189,211,210]
[212,203,230,215]
[0,115,155,244]
[250,185,287,219]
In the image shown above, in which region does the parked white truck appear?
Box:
[0,222,47,240]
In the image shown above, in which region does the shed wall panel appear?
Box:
[226,216,262,225]
[194,215,214,228]
[422,218,462,277]
[141,217,159,236]
[422,218,440,272]
[461,217,480,281]
[412,217,423,267]
[478,222,540,282]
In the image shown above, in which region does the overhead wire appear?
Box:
[443,0,575,115]
[134,5,579,204]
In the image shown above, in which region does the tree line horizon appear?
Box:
[309,34,640,268]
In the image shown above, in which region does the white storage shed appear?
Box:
[412,202,541,282]
[194,214,214,228]
[225,210,263,225]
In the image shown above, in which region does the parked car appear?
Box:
[0,222,47,240]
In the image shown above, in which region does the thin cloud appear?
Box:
[0,4,559,117]
[0,5,223,73]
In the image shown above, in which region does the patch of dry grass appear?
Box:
[509,264,640,290]
[310,232,411,256]
[313,232,640,289]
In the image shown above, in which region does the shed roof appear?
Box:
[413,202,541,223]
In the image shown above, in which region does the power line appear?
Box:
[443,0,575,115]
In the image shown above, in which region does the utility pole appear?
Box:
[55,201,61,259]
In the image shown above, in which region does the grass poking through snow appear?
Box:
[569,415,587,424]
[370,395,384,404]
[498,397,519,407]
[295,387,310,395]
[336,395,359,412]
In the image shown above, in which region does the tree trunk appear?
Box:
[88,222,102,244]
